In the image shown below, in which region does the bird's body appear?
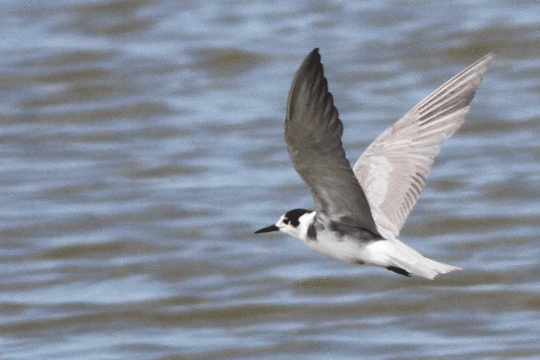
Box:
[256,49,494,279]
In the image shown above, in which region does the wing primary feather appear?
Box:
[354,53,495,237]
[285,49,379,234]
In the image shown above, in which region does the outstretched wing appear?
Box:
[286,48,379,234]
[354,53,495,238]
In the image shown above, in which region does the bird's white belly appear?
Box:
[301,230,389,267]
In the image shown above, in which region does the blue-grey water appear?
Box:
[1,0,540,359]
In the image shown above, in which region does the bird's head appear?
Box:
[255,208,314,240]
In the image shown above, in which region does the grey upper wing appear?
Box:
[353,53,495,238]
[286,48,379,234]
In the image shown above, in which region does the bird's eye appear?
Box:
[283,218,290,225]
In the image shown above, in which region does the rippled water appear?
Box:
[1,0,540,359]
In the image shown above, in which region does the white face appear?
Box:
[276,211,316,241]
[255,209,315,241]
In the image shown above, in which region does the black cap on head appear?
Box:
[283,208,311,227]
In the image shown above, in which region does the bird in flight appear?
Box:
[255,48,494,279]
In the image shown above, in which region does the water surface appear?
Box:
[1,0,540,359]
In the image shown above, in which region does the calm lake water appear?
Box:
[1,0,540,359]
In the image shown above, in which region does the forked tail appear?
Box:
[383,238,461,279]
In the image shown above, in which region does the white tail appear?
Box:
[382,238,461,279]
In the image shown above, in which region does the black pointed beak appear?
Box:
[254,224,279,234]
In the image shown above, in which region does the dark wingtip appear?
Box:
[309,48,320,62]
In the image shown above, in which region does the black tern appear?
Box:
[256,48,494,279]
